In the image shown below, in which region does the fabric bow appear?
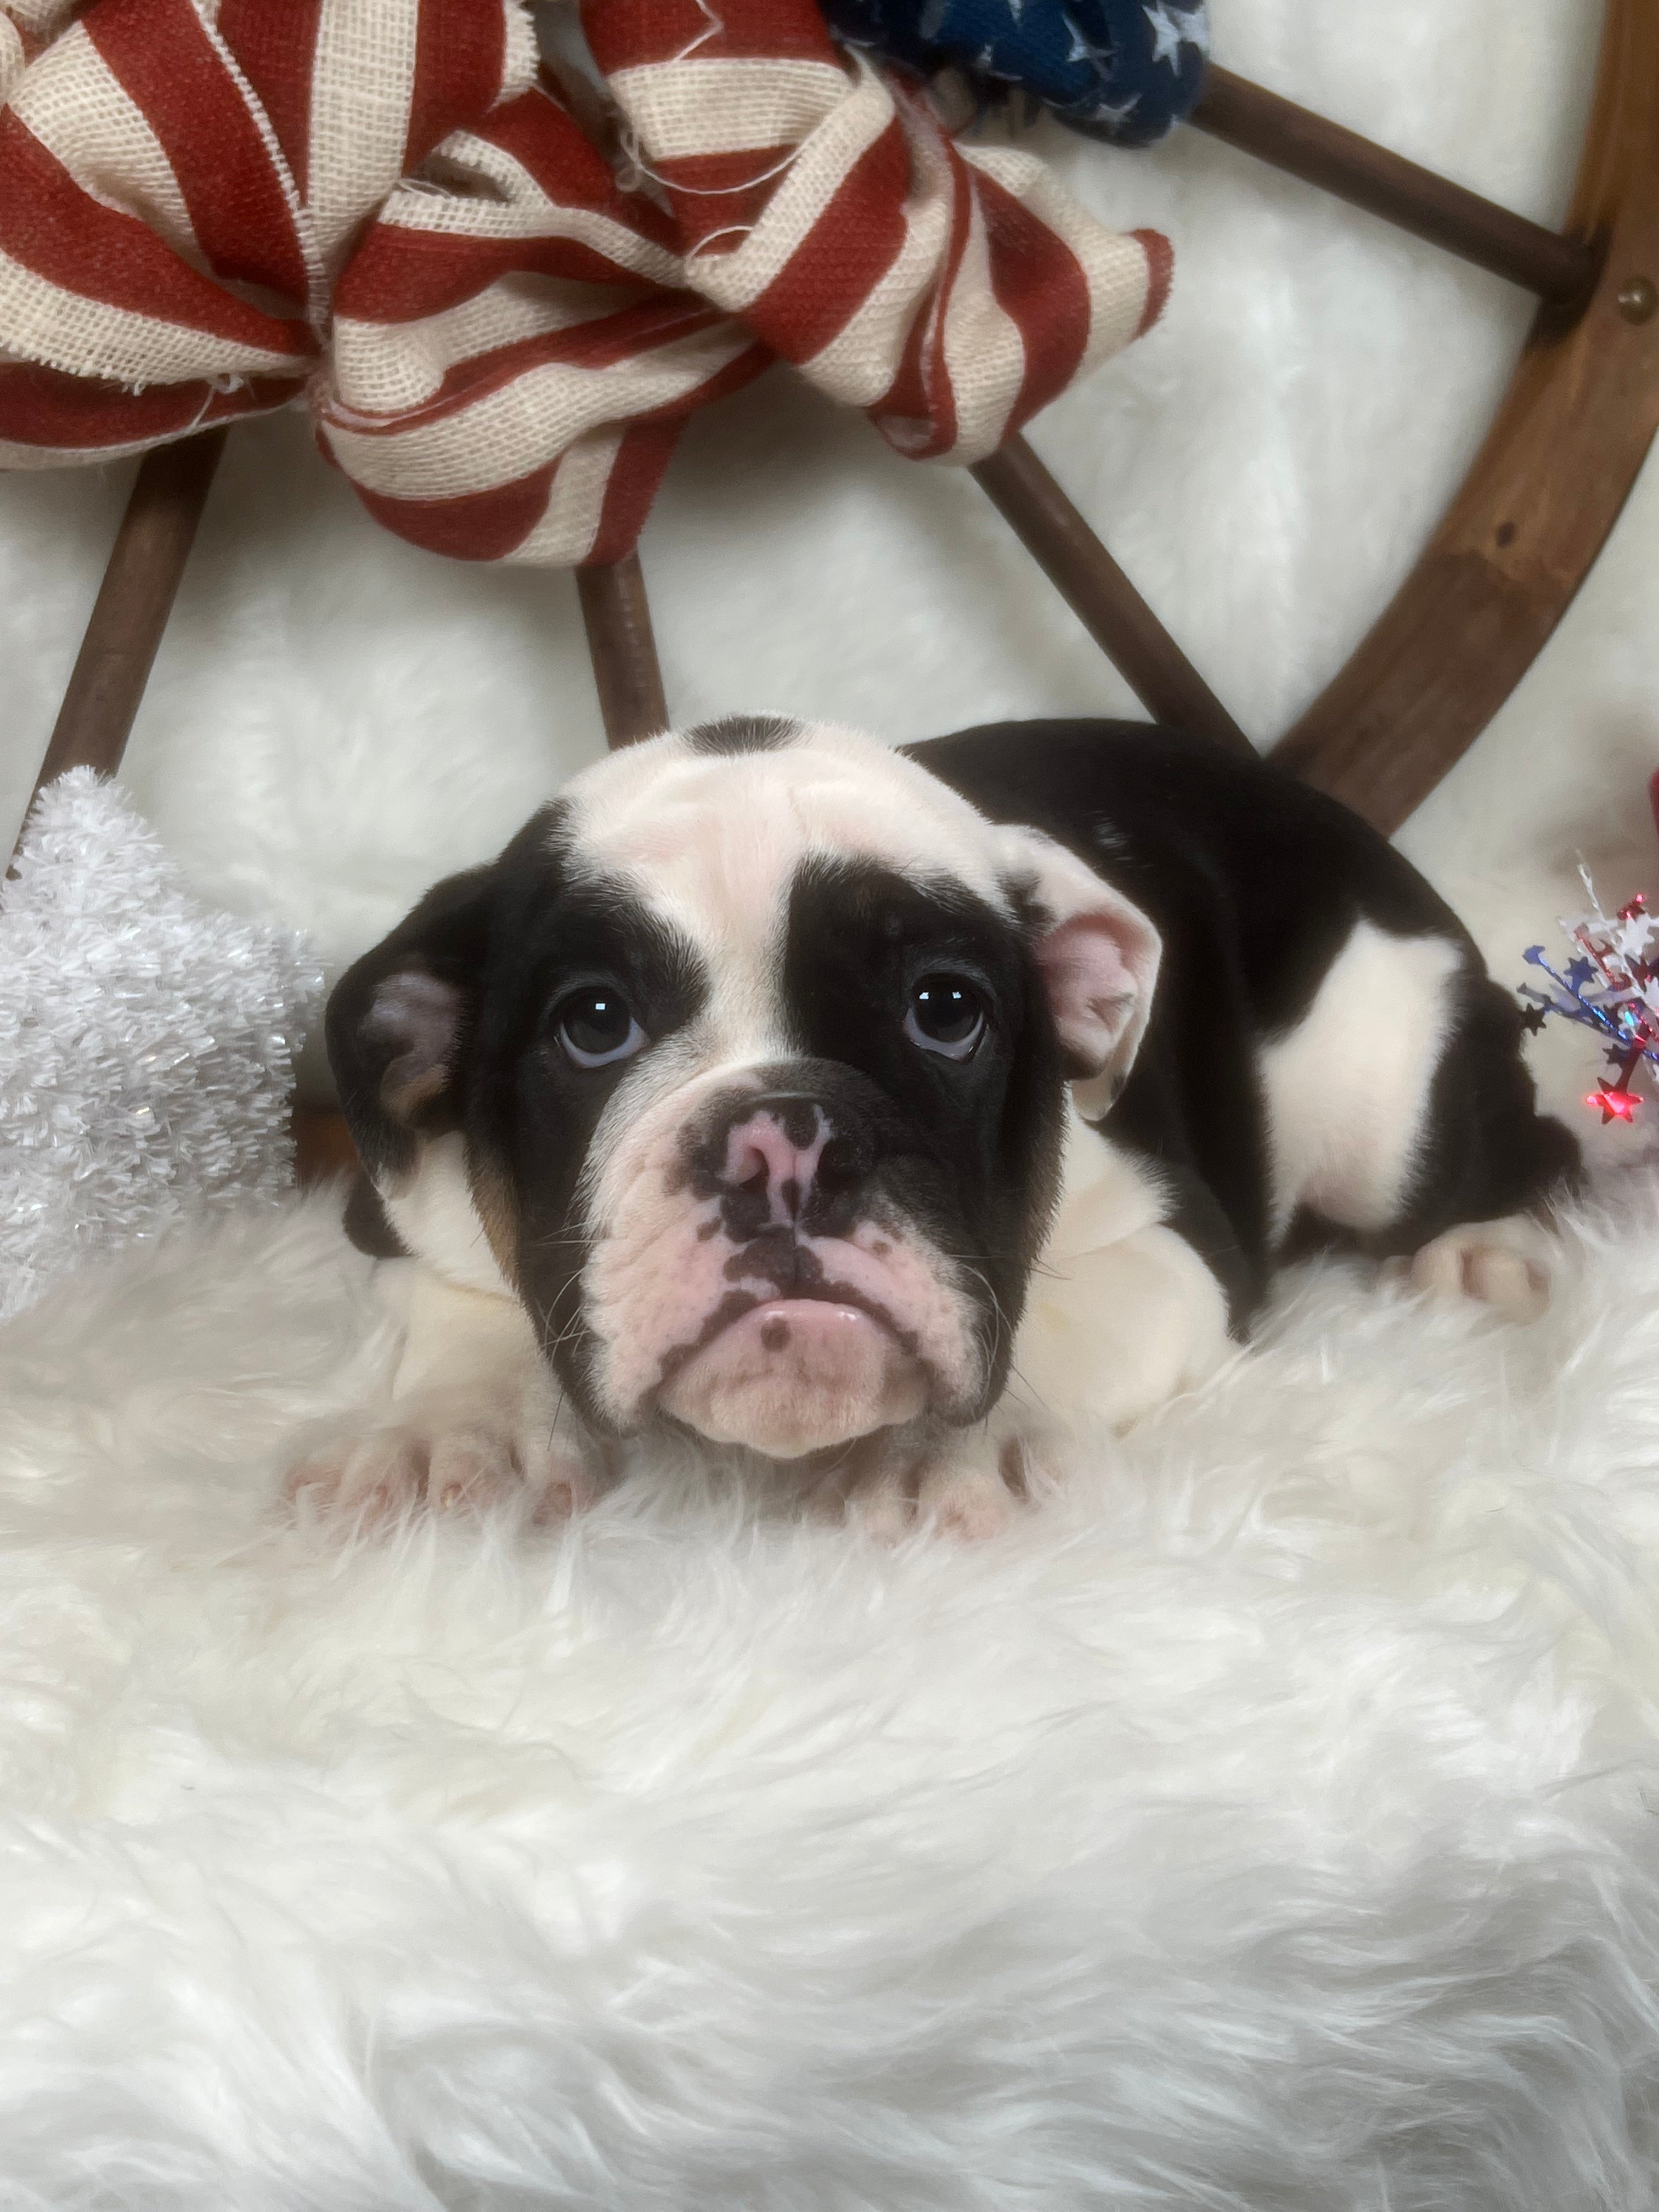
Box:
[0,0,1171,567]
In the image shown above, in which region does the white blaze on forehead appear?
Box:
[560,725,1015,973]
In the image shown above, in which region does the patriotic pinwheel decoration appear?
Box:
[1514,772,1659,1128]
[1519,884,1659,1129]
[0,0,1172,568]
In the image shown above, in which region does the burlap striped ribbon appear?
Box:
[0,0,1170,567]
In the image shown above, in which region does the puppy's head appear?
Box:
[329,720,1160,1460]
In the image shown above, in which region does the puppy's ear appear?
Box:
[325,863,501,1180]
[998,826,1162,1108]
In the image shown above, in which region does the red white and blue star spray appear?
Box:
[1516,769,1659,1126]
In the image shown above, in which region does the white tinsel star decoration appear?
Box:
[0,772,324,1321]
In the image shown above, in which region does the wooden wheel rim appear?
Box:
[1269,0,1659,832]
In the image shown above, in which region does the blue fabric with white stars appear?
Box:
[820,0,1210,147]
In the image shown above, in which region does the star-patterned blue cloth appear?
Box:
[820,0,1210,147]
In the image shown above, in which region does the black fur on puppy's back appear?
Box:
[910,719,1579,1320]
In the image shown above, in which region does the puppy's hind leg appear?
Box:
[1395,966,1581,1322]
[1265,923,1579,1322]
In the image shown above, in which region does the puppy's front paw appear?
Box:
[1406,1215,1556,1323]
[842,1419,1066,1543]
[284,1393,596,1530]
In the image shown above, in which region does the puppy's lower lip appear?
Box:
[675,1296,900,1369]
[656,1296,928,1457]
[750,1296,887,1344]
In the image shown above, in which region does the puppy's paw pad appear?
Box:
[285,1414,592,1530]
[284,1431,432,1525]
[427,1431,521,1514]
[528,1452,597,1525]
[1408,1219,1554,1323]
[1464,1245,1550,1321]
[844,1471,917,1544]
[918,1467,1017,1542]
[847,1428,1057,1544]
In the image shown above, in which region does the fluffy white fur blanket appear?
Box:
[4,1181,1659,2207]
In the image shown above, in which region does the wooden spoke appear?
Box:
[1271,0,1659,832]
[12,427,227,860]
[1191,65,1596,309]
[972,437,1250,755]
[577,551,669,747]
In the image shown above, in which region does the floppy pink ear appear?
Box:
[998,827,1162,1102]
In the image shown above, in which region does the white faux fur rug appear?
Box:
[5,1179,1659,2206]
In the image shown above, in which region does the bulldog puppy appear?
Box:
[286,717,1577,1536]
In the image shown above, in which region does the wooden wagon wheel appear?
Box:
[10,0,1659,1173]
[611,0,1659,826]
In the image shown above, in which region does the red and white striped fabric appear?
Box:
[0,1,72,108]
[314,82,774,566]
[586,0,1167,464]
[0,0,537,467]
[0,0,1170,566]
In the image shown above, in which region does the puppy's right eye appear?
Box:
[554,987,645,1070]
[905,973,987,1060]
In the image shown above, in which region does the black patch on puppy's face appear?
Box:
[777,856,1068,1398]
[464,829,710,1410]
[683,714,800,757]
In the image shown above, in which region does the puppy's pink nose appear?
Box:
[721,1104,828,1219]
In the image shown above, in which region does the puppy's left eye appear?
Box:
[905,973,986,1060]
[554,986,646,1069]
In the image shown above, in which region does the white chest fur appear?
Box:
[1010,1097,1232,1435]
[381,1132,516,1302]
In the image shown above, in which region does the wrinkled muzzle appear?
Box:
[578,1065,990,1458]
